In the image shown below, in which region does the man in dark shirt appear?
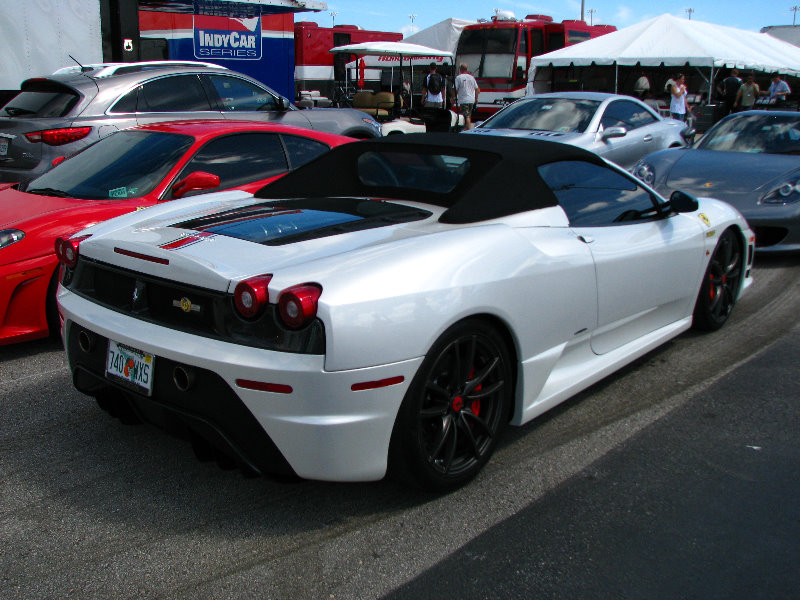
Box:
[720,68,742,115]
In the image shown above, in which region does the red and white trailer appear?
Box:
[455,12,616,118]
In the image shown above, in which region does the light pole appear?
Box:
[792,6,800,26]
[329,11,338,27]
[685,8,694,20]
[409,13,417,34]
[587,8,596,25]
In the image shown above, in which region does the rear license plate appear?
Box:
[0,138,8,156]
[106,339,154,395]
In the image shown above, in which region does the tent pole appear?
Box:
[709,65,715,103]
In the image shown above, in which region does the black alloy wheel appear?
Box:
[390,319,512,492]
[693,228,743,331]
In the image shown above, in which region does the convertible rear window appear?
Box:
[357,151,469,193]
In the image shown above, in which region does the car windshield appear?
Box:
[698,113,800,155]
[479,98,601,133]
[25,130,194,200]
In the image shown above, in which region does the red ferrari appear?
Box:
[0,120,352,345]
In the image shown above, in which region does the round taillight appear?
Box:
[54,234,90,268]
[278,284,322,329]
[234,275,272,319]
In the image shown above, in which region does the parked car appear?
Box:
[0,120,352,345]
[464,92,694,170]
[634,110,800,252]
[0,62,381,185]
[56,134,753,491]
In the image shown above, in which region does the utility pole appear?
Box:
[587,8,596,25]
[685,8,694,19]
[329,11,338,27]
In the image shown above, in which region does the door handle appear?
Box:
[578,235,594,244]
[643,134,653,142]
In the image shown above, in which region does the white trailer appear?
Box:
[0,0,103,91]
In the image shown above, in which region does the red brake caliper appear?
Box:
[468,367,482,416]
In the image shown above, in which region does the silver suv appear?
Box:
[0,62,382,184]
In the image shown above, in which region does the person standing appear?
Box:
[734,72,760,111]
[633,71,650,100]
[720,68,742,115]
[762,73,791,105]
[422,62,445,109]
[669,73,692,122]
[452,63,480,130]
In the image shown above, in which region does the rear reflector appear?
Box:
[236,379,293,394]
[351,376,405,392]
[114,247,170,265]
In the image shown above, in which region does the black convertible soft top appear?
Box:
[255,133,606,224]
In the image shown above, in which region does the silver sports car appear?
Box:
[465,91,693,170]
[0,62,382,185]
[634,110,800,252]
[56,134,753,491]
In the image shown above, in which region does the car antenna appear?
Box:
[68,55,93,73]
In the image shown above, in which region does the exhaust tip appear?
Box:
[172,365,195,392]
[78,329,94,353]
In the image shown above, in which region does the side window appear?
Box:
[207,75,278,112]
[539,160,662,227]
[137,75,212,112]
[600,100,657,130]
[173,133,288,197]
[281,135,331,169]
[111,87,139,113]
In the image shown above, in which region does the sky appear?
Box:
[316,1,799,37]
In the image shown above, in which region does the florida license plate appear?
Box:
[0,138,8,156]
[106,339,154,395]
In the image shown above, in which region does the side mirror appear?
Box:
[601,126,627,140]
[669,190,699,213]
[277,96,290,111]
[171,171,220,199]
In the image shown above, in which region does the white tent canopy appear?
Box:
[330,41,453,60]
[404,18,475,56]
[530,13,800,77]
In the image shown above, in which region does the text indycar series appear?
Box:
[56,134,754,491]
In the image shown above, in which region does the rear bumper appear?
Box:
[59,288,422,482]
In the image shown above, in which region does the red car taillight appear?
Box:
[54,234,91,268]
[25,126,92,146]
[234,275,272,319]
[278,284,322,329]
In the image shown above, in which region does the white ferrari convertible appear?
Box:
[56,134,754,491]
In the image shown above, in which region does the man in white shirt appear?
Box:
[452,63,480,129]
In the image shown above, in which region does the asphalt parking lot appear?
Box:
[1,255,799,599]
[388,324,800,600]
